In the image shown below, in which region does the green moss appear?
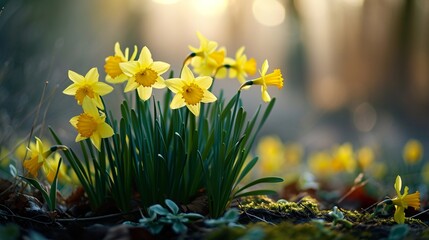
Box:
[206,221,359,240]
[231,196,428,239]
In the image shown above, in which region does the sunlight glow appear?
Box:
[152,0,180,4]
[252,0,285,27]
[192,0,228,16]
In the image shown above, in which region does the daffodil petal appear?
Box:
[152,77,166,89]
[139,46,153,65]
[75,134,86,142]
[187,103,200,116]
[63,84,79,95]
[394,175,402,197]
[70,116,79,128]
[261,88,271,102]
[181,66,195,80]
[151,61,170,75]
[82,97,99,117]
[120,61,139,77]
[394,206,405,224]
[68,70,84,83]
[106,74,128,83]
[165,78,184,93]
[137,86,152,101]
[196,76,213,89]
[85,68,99,83]
[202,90,217,103]
[124,79,139,92]
[170,93,185,109]
[98,122,114,138]
[90,133,101,151]
[94,82,114,95]
[261,60,269,76]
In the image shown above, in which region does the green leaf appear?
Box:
[235,157,258,187]
[172,222,188,234]
[20,176,50,208]
[234,189,278,199]
[49,158,63,211]
[149,204,169,216]
[165,199,179,215]
[234,177,283,196]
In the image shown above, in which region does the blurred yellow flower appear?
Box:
[357,147,374,170]
[308,151,334,179]
[403,139,423,165]
[189,32,226,77]
[63,68,113,110]
[70,97,114,151]
[240,60,283,102]
[225,46,257,84]
[284,142,303,166]
[257,136,284,175]
[0,147,11,169]
[369,162,387,180]
[23,137,54,177]
[165,66,217,116]
[105,42,138,83]
[43,152,72,184]
[391,175,420,224]
[331,143,356,173]
[120,46,170,101]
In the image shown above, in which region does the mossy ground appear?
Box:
[204,196,428,240]
[1,190,428,239]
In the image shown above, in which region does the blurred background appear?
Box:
[1,0,428,196]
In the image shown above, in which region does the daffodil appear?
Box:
[43,152,73,184]
[403,139,423,165]
[256,136,284,176]
[240,60,283,102]
[165,66,217,116]
[119,46,170,101]
[225,46,257,84]
[357,147,374,170]
[188,32,226,77]
[104,42,138,83]
[70,96,114,151]
[63,68,113,110]
[391,175,420,224]
[23,137,54,177]
[331,143,356,173]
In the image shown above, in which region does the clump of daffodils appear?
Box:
[44,32,285,217]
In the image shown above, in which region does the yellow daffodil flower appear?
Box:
[43,152,73,184]
[23,137,54,177]
[63,68,113,110]
[119,46,170,101]
[257,136,284,176]
[70,96,114,151]
[188,32,226,77]
[331,143,356,173]
[308,151,334,179]
[403,139,423,165]
[225,46,257,84]
[391,175,420,224]
[104,42,138,83]
[357,147,374,170]
[165,66,217,116]
[240,59,283,102]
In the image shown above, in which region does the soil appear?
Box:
[1,179,428,240]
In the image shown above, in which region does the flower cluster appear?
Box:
[31,32,286,217]
[63,32,284,150]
